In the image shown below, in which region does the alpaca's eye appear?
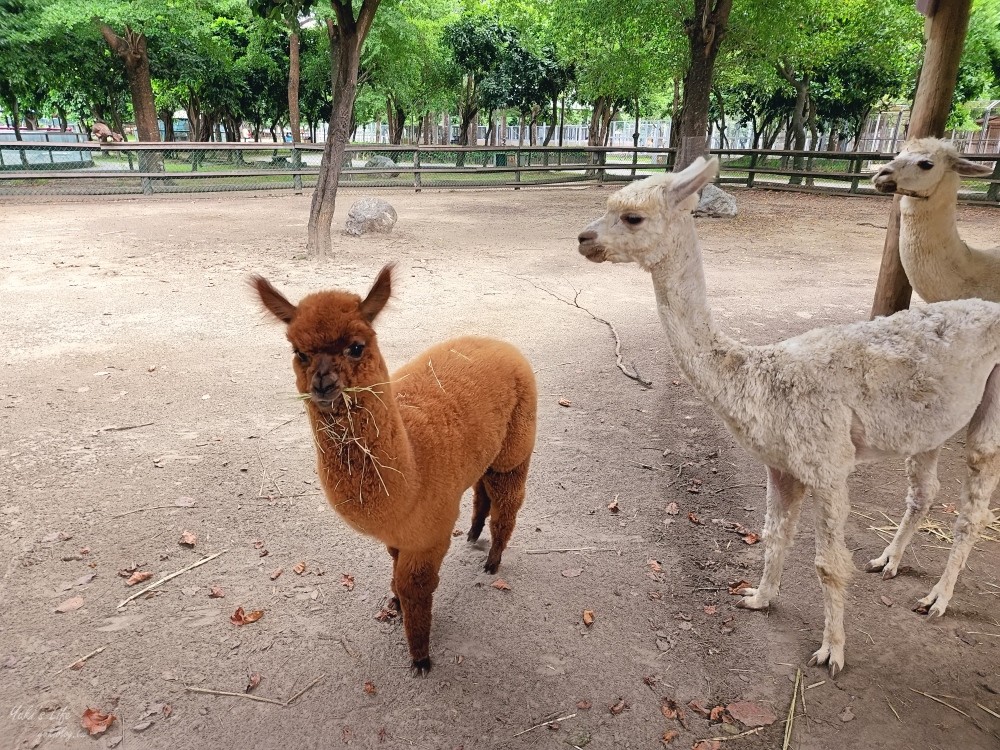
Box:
[294,350,309,365]
[346,342,365,359]
[622,214,644,226]
[917,160,934,171]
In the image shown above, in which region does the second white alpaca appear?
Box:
[873,138,997,302]
[578,157,1000,676]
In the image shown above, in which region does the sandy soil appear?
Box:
[1,186,998,750]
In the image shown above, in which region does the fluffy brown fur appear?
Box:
[252,265,537,675]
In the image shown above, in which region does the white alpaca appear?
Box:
[578,157,1000,676]
[873,138,997,302]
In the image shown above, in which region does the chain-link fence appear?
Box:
[2,142,998,203]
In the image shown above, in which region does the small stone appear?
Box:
[363,154,400,178]
[839,705,855,722]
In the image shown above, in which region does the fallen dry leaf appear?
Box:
[245,673,262,693]
[727,580,752,595]
[665,502,680,516]
[880,595,893,607]
[341,573,355,591]
[661,698,686,725]
[79,546,90,555]
[688,512,704,525]
[557,398,572,407]
[179,530,197,547]
[293,561,307,575]
[230,607,264,626]
[693,741,721,750]
[609,698,627,715]
[704,605,717,615]
[607,498,620,513]
[726,700,777,727]
[576,700,592,710]
[54,595,85,613]
[209,586,225,598]
[364,681,377,695]
[661,728,679,744]
[491,578,511,591]
[252,539,265,549]
[709,705,726,722]
[741,533,760,545]
[259,549,269,558]
[688,700,711,718]
[81,708,116,736]
[270,567,283,581]
[643,675,657,687]
[126,571,153,587]
[647,559,663,573]
[161,704,173,718]
[941,502,958,514]
[374,606,398,622]
[582,609,595,627]
[452,529,462,537]
[75,572,97,587]
[561,568,583,578]
[687,479,703,494]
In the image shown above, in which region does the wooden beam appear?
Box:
[869,0,972,318]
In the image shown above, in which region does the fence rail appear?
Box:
[1,142,997,204]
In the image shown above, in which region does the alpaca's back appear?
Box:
[392,336,537,492]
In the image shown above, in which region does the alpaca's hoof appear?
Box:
[914,590,949,618]
[735,589,769,611]
[808,643,844,677]
[467,528,483,543]
[410,657,432,677]
[866,554,898,579]
[483,561,499,574]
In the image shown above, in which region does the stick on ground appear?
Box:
[117,549,228,608]
[511,712,577,738]
[783,668,801,750]
[53,645,108,675]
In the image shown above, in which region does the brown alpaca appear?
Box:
[252,264,537,674]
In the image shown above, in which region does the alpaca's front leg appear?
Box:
[737,467,805,610]
[395,546,447,676]
[867,449,940,579]
[807,484,853,677]
[386,546,401,615]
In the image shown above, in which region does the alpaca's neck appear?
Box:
[647,215,749,413]
[307,376,415,520]
[900,173,965,265]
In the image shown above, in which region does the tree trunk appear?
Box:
[778,61,809,185]
[871,0,972,318]
[307,2,381,259]
[9,96,22,141]
[159,109,175,142]
[288,27,301,143]
[98,24,160,144]
[674,0,734,170]
[56,105,68,132]
[558,96,566,147]
[387,102,405,145]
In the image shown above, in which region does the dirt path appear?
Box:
[1,187,998,750]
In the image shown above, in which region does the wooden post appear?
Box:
[870,0,972,318]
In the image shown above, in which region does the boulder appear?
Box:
[364,154,400,178]
[345,198,398,236]
[694,183,738,218]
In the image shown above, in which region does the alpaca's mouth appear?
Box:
[311,390,342,411]
[872,176,897,194]
[578,242,606,262]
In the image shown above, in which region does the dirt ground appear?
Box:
[1,184,999,750]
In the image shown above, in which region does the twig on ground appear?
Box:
[966,631,1000,638]
[782,668,801,750]
[886,696,901,722]
[339,638,359,659]
[184,685,286,706]
[524,547,619,555]
[702,726,766,742]
[112,505,184,519]
[98,422,154,433]
[909,688,971,718]
[511,712,576,739]
[857,628,875,645]
[977,703,1000,720]
[261,414,302,437]
[514,276,652,388]
[712,483,765,495]
[117,549,228,608]
[284,675,325,706]
[54,645,108,675]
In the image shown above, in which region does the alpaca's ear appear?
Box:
[251,275,297,325]
[360,262,395,323]
[951,156,994,178]
[668,157,719,205]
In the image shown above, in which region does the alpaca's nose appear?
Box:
[312,370,341,397]
[578,229,597,244]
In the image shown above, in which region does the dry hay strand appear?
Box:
[869,507,1000,547]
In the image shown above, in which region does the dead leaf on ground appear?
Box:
[161,704,172,718]
[693,741,722,750]
[704,605,717,615]
[561,568,583,578]
[270,567,283,581]
[687,479,703,494]
[209,586,225,598]
[576,700,592,710]
[709,705,726,722]
[126,571,153,587]
[726,700,777,727]
[245,673,262,693]
[175,497,196,507]
[341,573,355,591]
[374,606,398,622]
[665,502,679,516]
[75,572,97,586]
[452,529,462,537]
[491,578,511,591]
[940,502,958,514]
[293,561,307,575]
[582,609,595,627]
[79,546,91,555]
[741,533,760,545]
[117,563,137,577]
[363,681,377,695]
[81,708,116,736]
[880,595,893,607]
[607,498,620,513]
[688,700,711,717]
[609,698,627,715]
[230,607,264,626]
[252,539,265,549]
[688,512,704,525]
[661,728,679,744]
[558,398,572,407]
[55,595,85,613]
[647,559,663,572]
[179,530,197,547]
[727,579,752,595]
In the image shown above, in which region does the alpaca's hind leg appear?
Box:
[386,545,401,613]
[394,545,447,676]
[916,367,1000,617]
[481,459,530,574]
[467,479,491,542]
[867,449,941,579]
[807,483,853,677]
[737,467,805,610]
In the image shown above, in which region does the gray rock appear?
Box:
[364,154,400,178]
[693,183,738,218]
[345,198,397,236]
